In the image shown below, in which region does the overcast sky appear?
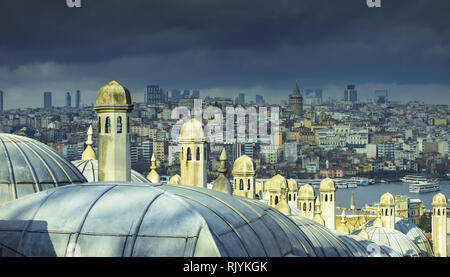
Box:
[0,0,449,108]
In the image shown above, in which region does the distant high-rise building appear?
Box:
[0,90,3,112]
[256,94,264,105]
[235,93,245,105]
[182,90,190,99]
[145,85,164,104]
[171,89,181,101]
[75,90,81,108]
[65,92,71,107]
[44,92,52,109]
[192,90,200,98]
[375,90,388,105]
[290,81,303,116]
[344,85,357,102]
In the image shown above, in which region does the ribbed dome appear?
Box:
[266,174,287,191]
[432,193,447,207]
[394,218,433,256]
[232,155,254,175]
[299,184,315,199]
[0,133,87,205]
[352,226,424,257]
[94,80,132,108]
[319,178,335,192]
[380,192,395,206]
[71,160,149,183]
[178,118,205,142]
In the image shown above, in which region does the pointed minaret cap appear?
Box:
[212,147,232,194]
[313,197,325,226]
[81,125,96,161]
[146,153,160,183]
[337,210,350,234]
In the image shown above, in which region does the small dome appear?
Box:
[71,160,150,183]
[298,184,315,199]
[275,200,291,216]
[0,133,87,205]
[319,178,335,192]
[169,174,181,184]
[395,218,433,256]
[94,80,132,109]
[232,155,255,175]
[212,175,232,194]
[380,192,395,206]
[432,193,447,207]
[266,174,287,191]
[179,118,205,143]
[287,179,298,192]
[352,227,424,257]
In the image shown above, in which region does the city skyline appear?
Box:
[1,0,450,109]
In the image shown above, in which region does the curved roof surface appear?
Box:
[71,160,149,183]
[0,134,87,205]
[352,226,424,257]
[0,182,360,257]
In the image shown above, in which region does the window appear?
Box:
[390,209,393,216]
[309,202,312,211]
[275,196,279,205]
[303,203,306,211]
[438,209,440,216]
[196,147,200,161]
[98,117,101,133]
[247,179,251,190]
[293,194,296,201]
[330,194,333,202]
[187,148,192,160]
[385,209,388,216]
[127,117,130,133]
[117,116,122,133]
[289,194,292,201]
[325,194,328,202]
[105,117,111,133]
[239,179,244,190]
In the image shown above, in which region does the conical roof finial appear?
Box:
[81,125,96,160]
[147,153,160,183]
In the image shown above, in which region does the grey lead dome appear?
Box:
[0,133,87,205]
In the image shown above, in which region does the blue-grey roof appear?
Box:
[0,134,87,205]
[71,160,150,183]
[352,226,424,257]
[0,182,355,257]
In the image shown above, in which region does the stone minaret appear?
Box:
[179,118,207,188]
[380,192,395,229]
[298,184,315,220]
[432,193,447,257]
[232,155,255,199]
[319,177,336,230]
[94,81,133,181]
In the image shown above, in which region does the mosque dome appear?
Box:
[380,192,395,206]
[287,179,298,192]
[298,184,315,199]
[71,160,149,183]
[169,174,181,184]
[178,118,205,143]
[232,155,255,175]
[334,233,402,257]
[432,193,447,207]
[94,80,132,109]
[352,226,424,257]
[394,219,433,256]
[319,177,335,192]
[0,133,87,205]
[0,182,376,257]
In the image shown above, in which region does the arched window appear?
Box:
[325,194,328,202]
[309,202,312,211]
[105,117,111,133]
[117,116,122,133]
[127,116,130,133]
[247,179,251,190]
[98,117,101,133]
[270,195,272,205]
[438,209,440,216]
[293,194,296,201]
[187,148,192,160]
[391,209,393,216]
[303,203,306,211]
[385,209,388,216]
[196,147,200,161]
[239,179,244,190]
[275,196,279,205]
[330,194,333,202]
[289,194,292,201]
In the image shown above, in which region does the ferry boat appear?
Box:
[401,175,428,183]
[347,182,358,188]
[350,177,369,186]
[409,181,440,193]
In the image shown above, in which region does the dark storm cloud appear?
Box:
[0,0,449,107]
